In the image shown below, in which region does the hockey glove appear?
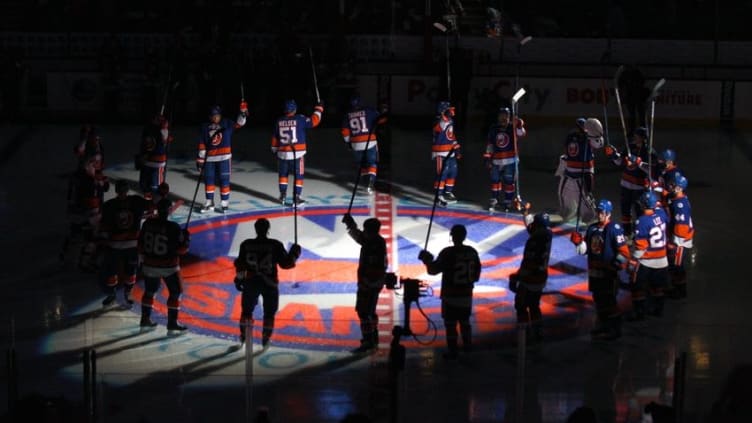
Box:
[342,213,356,230]
[239,100,249,115]
[289,243,302,260]
[604,145,616,157]
[196,158,205,171]
[570,232,583,245]
[418,250,434,265]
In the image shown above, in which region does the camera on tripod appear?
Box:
[384,272,430,304]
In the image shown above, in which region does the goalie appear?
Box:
[556,117,604,224]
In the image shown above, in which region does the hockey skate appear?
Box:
[279,193,287,206]
[292,195,306,208]
[139,318,158,332]
[101,294,116,308]
[437,194,449,207]
[443,191,458,203]
[365,180,375,195]
[488,198,499,212]
[199,201,215,214]
[351,340,377,355]
[219,200,229,214]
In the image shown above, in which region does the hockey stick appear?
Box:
[646,78,666,185]
[424,148,456,251]
[308,47,321,104]
[433,22,451,100]
[511,87,526,207]
[515,36,533,92]
[613,65,631,156]
[599,54,611,147]
[346,115,383,214]
[291,142,298,244]
[185,163,205,230]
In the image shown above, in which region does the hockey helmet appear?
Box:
[596,198,613,214]
[437,101,452,115]
[634,126,649,140]
[255,218,271,235]
[115,179,129,195]
[364,217,381,234]
[674,174,688,190]
[208,105,222,117]
[576,117,587,129]
[498,107,511,116]
[450,224,467,242]
[639,190,658,209]
[349,94,362,109]
[156,198,172,217]
[284,99,297,114]
[662,148,676,162]
[532,213,550,228]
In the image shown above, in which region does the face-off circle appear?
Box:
[129,205,593,350]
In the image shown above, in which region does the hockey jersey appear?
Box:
[667,193,694,248]
[563,130,596,177]
[484,121,526,166]
[633,209,668,268]
[140,118,171,168]
[579,220,630,277]
[341,107,384,151]
[426,245,481,300]
[347,227,388,288]
[432,116,460,159]
[517,226,552,289]
[271,106,323,160]
[235,237,297,287]
[138,218,189,275]
[609,143,657,190]
[198,115,246,163]
[100,195,152,249]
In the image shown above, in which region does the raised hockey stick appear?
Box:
[613,65,631,156]
[599,54,611,147]
[433,22,451,100]
[424,147,456,251]
[511,87,526,208]
[646,78,666,184]
[308,47,321,104]
[346,115,384,214]
[515,36,533,92]
[291,142,299,244]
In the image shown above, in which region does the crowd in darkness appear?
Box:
[7,0,751,40]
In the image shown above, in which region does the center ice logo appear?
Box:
[129,205,591,351]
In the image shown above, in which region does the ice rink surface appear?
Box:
[1,119,750,422]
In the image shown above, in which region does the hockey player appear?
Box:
[432,101,462,205]
[657,149,683,193]
[63,157,109,271]
[99,180,153,307]
[271,99,324,206]
[74,124,104,173]
[341,95,387,194]
[508,207,552,343]
[604,127,658,237]
[627,191,669,321]
[483,107,526,211]
[665,174,694,299]
[342,213,388,354]
[234,218,301,347]
[570,198,630,340]
[419,224,481,359]
[557,117,604,223]
[196,101,248,213]
[138,198,190,332]
[137,114,173,201]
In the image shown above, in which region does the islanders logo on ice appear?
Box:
[130,204,592,350]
